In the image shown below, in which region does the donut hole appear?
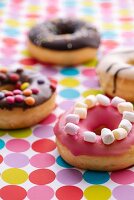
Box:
[84,106,122,135]
[56,26,75,35]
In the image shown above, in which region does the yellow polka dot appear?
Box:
[21,49,30,57]
[28,5,41,12]
[120,23,134,31]
[119,9,130,16]
[8,128,32,138]
[82,89,103,98]
[60,78,80,87]
[6,19,20,28]
[82,1,95,6]
[25,20,37,27]
[0,130,7,136]
[81,16,95,23]
[84,58,98,67]
[102,23,116,30]
[2,168,28,184]
[84,185,111,200]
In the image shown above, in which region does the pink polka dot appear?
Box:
[33,125,54,138]
[30,153,55,168]
[41,66,58,76]
[82,69,97,77]
[59,100,75,111]
[27,186,54,200]
[0,57,15,66]
[1,48,17,56]
[113,185,134,200]
[6,139,30,152]
[3,38,18,46]
[4,153,29,168]
[32,139,56,153]
[56,169,82,185]
[29,169,55,185]
[111,170,134,184]
[39,113,56,125]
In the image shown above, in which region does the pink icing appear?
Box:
[54,105,134,156]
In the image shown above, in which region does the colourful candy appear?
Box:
[112,128,127,140]
[13,89,22,95]
[83,131,97,143]
[0,67,8,73]
[21,82,30,90]
[96,94,110,106]
[65,114,80,124]
[64,122,79,135]
[0,73,6,80]
[31,88,39,94]
[5,91,13,96]
[123,111,134,122]
[74,107,87,119]
[15,95,24,103]
[101,128,115,145]
[24,97,35,105]
[84,95,97,108]
[6,96,15,104]
[111,96,126,107]
[0,92,5,99]
[23,89,32,96]
[9,73,20,82]
[118,102,133,114]
[119,119,132,133]
[37,79,45,84]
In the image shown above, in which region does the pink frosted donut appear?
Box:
[54,94,134,171]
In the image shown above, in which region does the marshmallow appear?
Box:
[101,128,115,145]
[119,119,132,133]
[65,114,80,124]
[123,111,134,122]
[111,96,126,107]
[83,95,97,108]
[74,107,87,119]
[96,94,110,106]
[117,102,133,114]
[112,128,127,140]
[83,131,97,143]
[64,123,79,135]
[75,102,87,108]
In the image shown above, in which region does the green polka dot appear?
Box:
[59,78,80,87]
[84,185,111,200]
[84,58,98,67]
[8,128,32,138]
[82,89,103,97]
[0,130,7,136]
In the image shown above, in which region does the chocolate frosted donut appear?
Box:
[0,67,56,129]
[28,19,101,65]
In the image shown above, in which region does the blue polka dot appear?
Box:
[63,0,77,7]
[56,156,73,168]
[102,31,118,39]
[81,7,95,14]
[60,68,79,76]
[83,170,110,184]
[0,2,5,8]
[0,139,5,149]
[4,28,20,37]
[59,88,80,99]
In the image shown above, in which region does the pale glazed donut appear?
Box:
[54,94,134,171]
[0,67,56,129]
[97,48,134,101]
[28,19,100,65]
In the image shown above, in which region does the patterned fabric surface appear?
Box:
[0,0,134,199]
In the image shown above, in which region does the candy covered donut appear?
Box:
[54,94,134,171]
[28,19,101,65]
[0,67,56,129]
[97,48,134,101]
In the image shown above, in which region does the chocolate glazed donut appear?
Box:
[28,19,101,65]
[0,67,56,129]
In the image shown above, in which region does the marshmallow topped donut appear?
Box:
[97,48,134,101]
[54,94,134,171]
[28,19,101,65]
[0,67,56,129]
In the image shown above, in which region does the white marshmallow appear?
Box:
[123,111,134,122]
[83,131,97,143]
[96,94,110,106]
[101,128,115,145]
[65,114,80,124]
[119,119,132,133]
[75,102,87,108]
[112,128,127,140]
[74,107,87,119]
[111,96,126,107]
[64,123,79,135]
[117,102,133,114]
[83,95,97,108]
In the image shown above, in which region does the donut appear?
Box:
[54,94,134,171]
[0,67,56,129]
[28,19,101,65]
[97,48,134,101]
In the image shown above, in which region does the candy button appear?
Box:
[9,73,20,82]
[15,95,24,103]
[31,88,39,94]
[0,92,5,99]
[0,67,8,73]
[0,73,6,80]
[37,80,45,84]
[13,89,22,95]
[5,91,13,96]
[23,89,32,96]
[24,97,35,105]
[21,82,30,90]
[6,96,15,104]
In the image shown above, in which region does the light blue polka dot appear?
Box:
[4,28,20,37]
[102,31,118,39]
[60,68,79,76]
[0,2,5,8]
[63,0,77,7]
[83,170,110,184]
[59,88,80,99]
[0,139,5,149]
[81,7,95,14]
[56,156,73,168]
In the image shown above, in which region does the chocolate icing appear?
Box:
[0,69,56,110]
[28,19,101,50]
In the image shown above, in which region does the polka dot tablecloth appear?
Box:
[0,0,134,199]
